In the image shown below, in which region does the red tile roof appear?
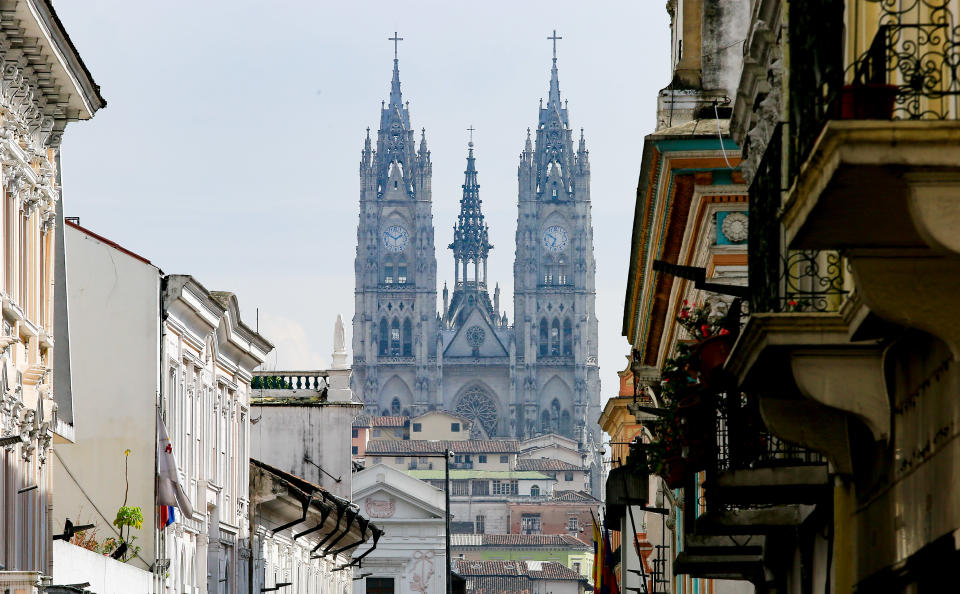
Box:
[456,560,586,580]
[515,458,587,472]
[552,490,602,503]
[352,415,408,428]
[452,534,589,549]
[366,440,519,455]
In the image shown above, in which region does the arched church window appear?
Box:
[540,410,551,433]
[551,319,561,356]
[550,399,561,433]
[379,319,388,356]
[552,184,559,200]
[557,257,567,285]
[397,258,408,284]
[384,262,394,284]
[563,319,573,356]
[531,485,540,497]
[391,398,401,415]
[539,319,549,357]
[390,319,401,356]
[402,319,412,356]
[560,410,572,437]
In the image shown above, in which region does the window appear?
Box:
[390,319,401,355]
[379,319,388,356]
[464,455,472,463]
[352,446,358,455]
[568,516,579,531]
[475,515,486,534]
[397,259,408,284]
[402,319,412,356]
[478,455,487,464]
[352,428,359,438]
[565,471,574,481]
[493,480,519,495]
[521,514,542,534]
[539,318,548,356]
[563,318,573,356]
[384,263,394,284]
[530,485,540,497]
[561,410,572,437]
[412,423,422,432]
[550,319,561,356]
[451,422,460,432]
[573,562,581,574]
[367,577,395,594]
[454,455,463,464]
[394,457,405,464]
[500,455,508,464]
[391,397,401,415]
[452,480,469,496]
[472,480,489,496]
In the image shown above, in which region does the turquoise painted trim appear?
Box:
[653,137,740,152]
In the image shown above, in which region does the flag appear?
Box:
[602,518,621,594]
[591,510,603,592]
[157,411,193,525]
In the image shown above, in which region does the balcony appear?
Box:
[252,371,329,392]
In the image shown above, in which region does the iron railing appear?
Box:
[713,391,825,473]
[747,125,848,313]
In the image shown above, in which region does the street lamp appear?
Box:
[419,448,455,594]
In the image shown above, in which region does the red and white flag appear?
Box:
[157,412,194,522]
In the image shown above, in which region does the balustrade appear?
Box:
[251,371,329,392]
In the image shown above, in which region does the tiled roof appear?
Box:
[464,577,531,594]
[352,415,408,428]
[515,458,587,472]
[408,470,548,480]
[552,490,601,503]
[366,440,519,455]
[456,560,585,580]
[451,534,590,550]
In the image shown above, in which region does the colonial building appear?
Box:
[451,534,593,580]
[350,38,601,484]
[455,559,589,594]
[0,1,103,589]
[55,222,272,593]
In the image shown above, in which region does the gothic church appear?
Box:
[352,36,600,452]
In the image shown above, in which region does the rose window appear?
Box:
[455,388,498,437]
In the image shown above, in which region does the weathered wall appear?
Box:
[55,225,160,569]
[52,541,153,594]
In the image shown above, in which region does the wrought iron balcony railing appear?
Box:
[748,125,849,313]
[790,0,960,176]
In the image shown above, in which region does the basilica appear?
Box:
[351,36,600,452]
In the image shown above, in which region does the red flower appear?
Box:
[719,328,730,336]
[787,300,799,307]
[679,309,690,319]
[700,324,711,336]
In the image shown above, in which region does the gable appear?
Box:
[355,483,444,521]
[444,308,508,358]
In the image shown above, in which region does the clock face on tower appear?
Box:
[383,225,409,253]
[543,225,568,253]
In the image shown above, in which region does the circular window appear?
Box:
[466,326,486,348]
[455,388,498,437]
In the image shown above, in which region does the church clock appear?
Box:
[383,225,409,253]
[542,225,568,253]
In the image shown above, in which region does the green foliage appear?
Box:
[114,505,144,531]
[252,375,292,389]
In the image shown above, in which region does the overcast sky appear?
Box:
[54,1,670,392]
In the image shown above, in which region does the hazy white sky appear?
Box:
[55,1,670,393]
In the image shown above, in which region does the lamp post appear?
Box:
[419,448,455,594]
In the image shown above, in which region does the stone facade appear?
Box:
[351,44,602,491]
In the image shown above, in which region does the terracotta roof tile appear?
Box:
[456,560,586,581]
[451,534,589,549]
[515,458,587,472]
[366,440,519,455]
[552,489,602,503]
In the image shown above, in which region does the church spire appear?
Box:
[388,32,404,107]
[547,29,563,110]
[450,130,492,270]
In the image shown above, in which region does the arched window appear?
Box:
[543,257,553,285]
[540,410,551,433]
[561,410,572,437]
[397,258,408,284]
[379,319,388,356]
[391,398,401,415]
[390,319,401,356]
[384,262,394,284]
[563,319,573,356]
[539,319,548,357]
[557,256,567,285]
[531,485,541,497]
[402,318,413,356]
[550,319,561,356]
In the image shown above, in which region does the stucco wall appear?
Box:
[53,536,153,593]
[251,402,361,499]
[55,225,160,568]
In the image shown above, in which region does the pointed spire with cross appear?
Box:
[388,32,404,107]
[546,29,563,109]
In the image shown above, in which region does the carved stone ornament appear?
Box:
[721,212,749,243]
[465,326,486,348]
[364,497,396,518]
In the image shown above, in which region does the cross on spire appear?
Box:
[389,31,403,59]
[548,29,562,60]
[467,125,476,145]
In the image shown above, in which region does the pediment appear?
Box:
[355,483,444,521]
[444,308,508,358]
